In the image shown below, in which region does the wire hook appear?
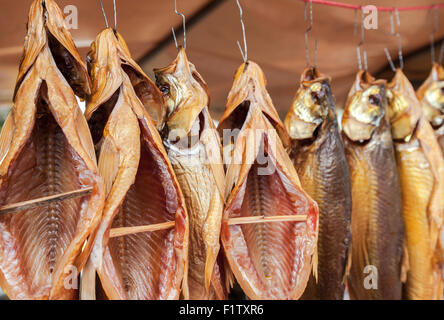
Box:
[113,0,117,30]
[439,40,444,65]
[356,7,367,71]
[384,8,403,71]
[236,0,248,63]
[99,0,109,28]
[429,6,438,64]
[171,0,187,49]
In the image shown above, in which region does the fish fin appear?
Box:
[97,135,120,197]
[75,107,98,166]
[80,257,97,300]
[311,239,319,283]
[0,112,15,165]
[400,240,410,283]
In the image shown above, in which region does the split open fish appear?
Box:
[342,71,404,300]
[154,48,228,300]
[387,69,444,300]
[417,63,444,153]
[84,28,188,300]
[217,61,319,300]
[284,67,351,300]
[0,0,104,300]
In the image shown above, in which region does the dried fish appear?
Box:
[387,69,444,300]
[284,68,351,300]
[342,71,404,300]
[84,29,188,300]
[417,63,444,153]
[154,48,228,300]
[0,0,104,300]
[218,61,319,300]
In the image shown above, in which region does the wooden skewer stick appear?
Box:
[0,187,93,215]
[109,221,176,238]
[227,215,308,225]
[109,215,308,238]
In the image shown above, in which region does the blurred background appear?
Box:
[0,0,443,300]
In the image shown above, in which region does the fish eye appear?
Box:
[159,84,170,96]
[311,90,324,105]
[368,94,381,106]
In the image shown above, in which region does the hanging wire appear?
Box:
[384,8,404,71]
[113,0,117,30]
[171,0,187,49]
[429,6,438,64]
[304,0,313,67]
[99,0,109,28]
[439,40,444,65]
[356,7,367,70]
[236,0,248,63]
[353,9,358,35]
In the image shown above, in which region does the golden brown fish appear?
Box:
[154,48,227,300]
[284,67,351,300]
[417,63,444,153]
[217,61,319,300]
[0,0,104,300]
[342,71,404,300]
[84,29,188,300]
[387,69,444,300]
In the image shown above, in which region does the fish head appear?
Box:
[285,68,331,140]
[417,63,444,128]
[386,69,422,141]
[342,71,386,142]
[154,47,209,140]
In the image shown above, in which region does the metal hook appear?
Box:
[236,0,248,63]
[384,9,403,71]
[171,0,187,49]
[439,40,444,65]
[356,7,367,71]
[429,6,438,64]
[99,0,109,28]
[384,48,396,72]
[304,0,314,67]
[113,0,117,30]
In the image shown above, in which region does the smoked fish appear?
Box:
[217,61,319,300]
[154,48,228,300]
[285,68,351,300]
[0,0,104,300]
[387,69,444,300]
[84,28,188,300]
[342,71,404,300]
[417,63,444,153]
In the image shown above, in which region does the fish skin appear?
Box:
[218,61,319,300]
[0,0,104,300]
[84,29,188,300]
[285,68,351,300]
[342,71,404,300]
[154,48,227,300]
[387,69,444,300]
[417,63,444,153]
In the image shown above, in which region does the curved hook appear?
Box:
[304,0,313,67]
[384,8,403,71]
[99,0,109,28]
[172,0,187,49]
[236,0,248,63]
[113,0,117,30]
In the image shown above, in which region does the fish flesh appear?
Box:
[84,29,188,300]
[417,63,444,153]
[218,61,319,300]
[284,67,351,300]
[154,48,228,300]
[387,69,444,300]
[0,0,104,300]
[342,71,404,300]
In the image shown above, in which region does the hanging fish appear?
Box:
[154,48,228,300]
[217,61,319,300]
[342,71,404,300]
[284,68,351,300]
[417,63,444,153]
[84,28,188,300]
[387,69,444,300]
[0,0,104,300]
